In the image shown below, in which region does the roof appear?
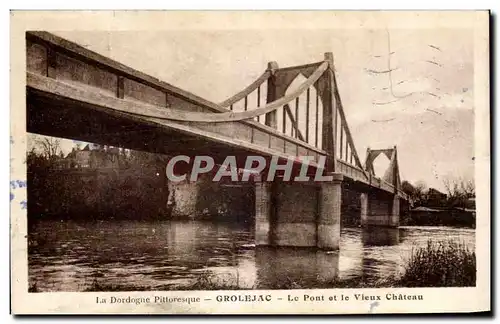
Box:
[65,150,76,159]
[428,188,446,196]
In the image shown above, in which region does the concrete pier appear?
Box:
[254,173,343,250]
[360,192,368,225]
[317,173,343,250]
[390,195,400,227]
[254,177,273,245]
[360,192,400,227]
[274,181,319,247]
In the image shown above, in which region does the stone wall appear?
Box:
[167,179,199,218]
[167,173,254,223]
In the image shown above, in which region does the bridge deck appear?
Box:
[26,31,407,199]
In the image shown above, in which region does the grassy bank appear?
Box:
[396,240,476,287]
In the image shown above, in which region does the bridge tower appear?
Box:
[360,146,402,227]
[254,52,345,250]
[253,53,405,250]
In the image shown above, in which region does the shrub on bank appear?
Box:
[185,271,241,290]
[397,240,476,287]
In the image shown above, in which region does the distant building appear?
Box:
[408,205,475,227]
[60,144,120,169]
[464,197,476,210]
[424,188,447,207]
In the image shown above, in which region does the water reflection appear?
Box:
[255,247,339,289]
[361,227,399,247]
[28,219,475,291]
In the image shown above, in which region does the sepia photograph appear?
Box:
[10,10,490,314]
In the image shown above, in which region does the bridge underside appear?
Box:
[28,88,264,161]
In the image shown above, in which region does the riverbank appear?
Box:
[402,207,476,228]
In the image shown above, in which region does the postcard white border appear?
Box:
[9,10,491,315]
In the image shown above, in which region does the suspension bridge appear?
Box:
[26,31,408,250]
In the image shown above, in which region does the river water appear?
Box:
[28,219,475,291]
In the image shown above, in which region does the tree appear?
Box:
[461,178,475,198]
[414,181,428,197]
[34,136,61,160]
[443,176,475,208]
[26,147,48,169]
[401,180,416,196]
[401,180,428,206]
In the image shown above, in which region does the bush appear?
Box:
[398,240,476,287]
[185,271,241,290]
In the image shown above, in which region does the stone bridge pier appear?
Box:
[255,173,402,250]
[360,191,400,227]
[255,173,344,251]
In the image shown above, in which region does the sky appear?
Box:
[43,28,474,192]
